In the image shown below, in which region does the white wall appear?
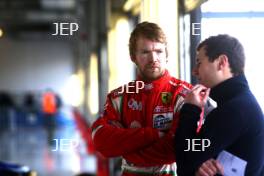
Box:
[0,38,74,99]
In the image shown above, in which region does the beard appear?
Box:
[138,66,165,81]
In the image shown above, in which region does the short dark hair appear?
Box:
[197,34,245,75]
[129,21,168,59]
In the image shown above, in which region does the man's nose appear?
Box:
[149,52,158,62]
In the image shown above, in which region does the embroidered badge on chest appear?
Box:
[161,92,172,104]
[153,112,173,130]
[128,98,142,111]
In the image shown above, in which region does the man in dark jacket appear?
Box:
[175,34,264,176]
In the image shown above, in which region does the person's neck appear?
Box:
[212,71,233,88]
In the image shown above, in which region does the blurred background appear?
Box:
[0,0,263,175]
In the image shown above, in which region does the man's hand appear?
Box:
[184,84,210,108]
[158,131,166,138]
[195,159,224,176]
[109,120,124,128]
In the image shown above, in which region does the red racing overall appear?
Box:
[92,70,192,176]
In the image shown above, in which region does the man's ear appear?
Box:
[217,54,229,70]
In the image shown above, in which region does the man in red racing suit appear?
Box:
[92,70,191,175]
[91,22,217,176]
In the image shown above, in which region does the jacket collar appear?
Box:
[210,74,249,106]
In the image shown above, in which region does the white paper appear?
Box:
[217,150,247,176]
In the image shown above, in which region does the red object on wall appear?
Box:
[73,108,109,176]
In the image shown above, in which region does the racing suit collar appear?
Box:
[137,69,171,91]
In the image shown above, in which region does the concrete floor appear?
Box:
[0,112,96,176]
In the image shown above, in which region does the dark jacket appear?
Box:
[175,74,264,176]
